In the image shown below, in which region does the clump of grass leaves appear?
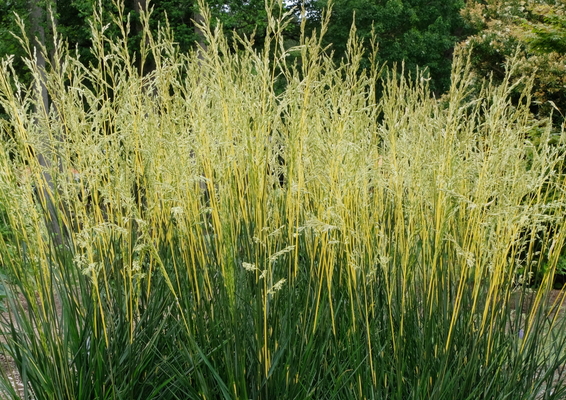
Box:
[0,1,566,399]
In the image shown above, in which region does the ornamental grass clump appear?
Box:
[0,1,565,399]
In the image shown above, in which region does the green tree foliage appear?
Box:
[0,0,28,61]
[0,0,293,78]
[0,0,52,107]
[524,3,566,53]
[296,0,470,94]
[460,0,566,124]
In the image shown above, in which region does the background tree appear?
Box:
[295,0,471,94]
[0,1,28,63]
[460,0,566,125]
[0,0,297,80]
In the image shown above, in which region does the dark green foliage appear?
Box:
[0,0,28,64]
[0,0,295,72]
[298,0,471,94]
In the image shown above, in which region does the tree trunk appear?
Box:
[193,6,207,60]
[29,0,49,111]
[29,0,67,248]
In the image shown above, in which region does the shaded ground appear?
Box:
[0,292,57,399]
[0,354,23,397]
